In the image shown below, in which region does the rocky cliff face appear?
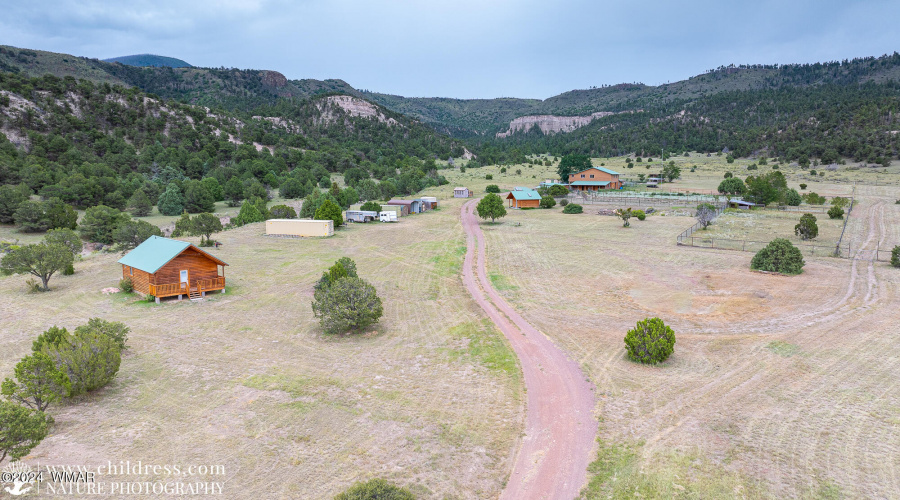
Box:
[261,70,288,88]
[315,95,398,126]
[496,111,618,138]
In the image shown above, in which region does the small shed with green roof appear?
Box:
[118,235,227,302]
[506,187,542,208]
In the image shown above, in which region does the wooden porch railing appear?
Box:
[149,277,225,297]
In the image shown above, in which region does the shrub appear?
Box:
[74,318,130,351]
[42,330,121,396]
[32,326,69,352]
[891,246,900,268]
[360,201,381,212]
[279,178,307,199]
[794,213,818,240]
[485,184,500,193]
[334,478,415,500]
[783,189,802,206]
[119,277,134,294]
[1,352,71,411]
[549,184,568,196]
[804,192,826,205]
[79,205,130,244]
[269,205,297,219]
[500,167,507,173]
[723,172,732,179]
[799,183,807,190]
[624,318,675,364]
[746,164,758,170]
[312,277,383,335]
[112,220,162,251]
[827,205,844,220]
[562,203,583,214]
[231,201,266,227]
[559,199,569,207]
[539,195,556,209]
[633,209,646,221]
[485,174,493,180]
[751,238,805,275]
[314,199,343,228]
[0,400,52,463]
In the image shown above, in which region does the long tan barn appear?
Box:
[265,219,334,237]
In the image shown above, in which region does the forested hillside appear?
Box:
[474,81,900,166]
[0,71,461,230]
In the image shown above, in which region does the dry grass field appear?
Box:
[0,200,523,499]
[460,168,900,497]
[2,154,898,498]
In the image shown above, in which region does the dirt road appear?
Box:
[460,200,597,500]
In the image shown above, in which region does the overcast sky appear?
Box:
[2,0,899,99]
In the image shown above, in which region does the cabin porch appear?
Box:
[148,276,225,303]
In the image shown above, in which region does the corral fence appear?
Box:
[677,235,851,258]
[568,191,721,207]
[677,198,856,259]
[874,248,896,262]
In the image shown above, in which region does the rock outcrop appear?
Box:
[261,70,288,88]
[495,110,644,138]
[315,96,398,127]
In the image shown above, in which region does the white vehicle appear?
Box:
[379,211,398,222]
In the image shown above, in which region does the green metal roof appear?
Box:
[117,236,226,274]
[570,181,611,186]
[508,188,542,200]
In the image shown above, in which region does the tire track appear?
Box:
[460,200,597,500]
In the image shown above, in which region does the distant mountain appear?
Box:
[103,54,192,68]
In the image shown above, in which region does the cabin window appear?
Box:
[590,174,594,178]
[129,267,133,276]
[581,174,585,178]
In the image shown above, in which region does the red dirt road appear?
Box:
[461,201,597,500]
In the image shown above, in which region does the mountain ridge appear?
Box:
[103,54,192,68]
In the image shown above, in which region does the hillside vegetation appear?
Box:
[0,71,462,221]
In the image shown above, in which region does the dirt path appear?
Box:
[460,200,597,500]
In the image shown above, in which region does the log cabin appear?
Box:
[506,187,542,208]
[117,236,227,303]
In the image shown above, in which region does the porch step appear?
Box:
[188,290,203,302]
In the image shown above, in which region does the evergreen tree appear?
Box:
[314,199,343,227]
[157,183,185,216]
[127,189,153,217]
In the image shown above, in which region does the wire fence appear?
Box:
[568,191,721,207]
[677,235,851,257]
[676,200,855,258]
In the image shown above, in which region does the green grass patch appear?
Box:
[428,245,466,277]
[767,341,800,357]
[243,372,341,398]
[488,273,519,291]
[447,321,519,379]
[579,437,767,499]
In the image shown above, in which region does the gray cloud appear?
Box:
[1,0,898,98]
